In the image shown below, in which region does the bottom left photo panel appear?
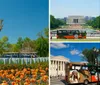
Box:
[0,35,49,85]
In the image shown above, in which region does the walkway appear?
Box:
[50,77,98,85]
[50,76,67,85]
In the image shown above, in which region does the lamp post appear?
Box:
[0,20,3,31]
[93,48,99,85]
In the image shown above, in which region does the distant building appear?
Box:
[67,16,85,29]
[57,17,67,23]
[85,16,95,21]
[0,20,3,31]
[50,56,70,77]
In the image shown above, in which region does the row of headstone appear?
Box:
[0,57,48,64]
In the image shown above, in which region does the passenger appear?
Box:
[69,71,79,83]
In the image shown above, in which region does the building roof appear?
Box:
[51,56,70,62]
[70,62,88,65]
[68,16,84,18]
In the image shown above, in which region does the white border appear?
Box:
[49,0,51,84]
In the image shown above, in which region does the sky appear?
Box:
[0,0,48,43]
[51,43,100,62]
[51,0,100,18]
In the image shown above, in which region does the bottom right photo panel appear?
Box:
[50,43,100,85]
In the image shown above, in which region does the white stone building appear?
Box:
[67,16,85,24]
[50,56,70,77]
[67,16,85,29]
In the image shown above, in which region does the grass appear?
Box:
[51,38,100,42]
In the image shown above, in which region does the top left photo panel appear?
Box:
[0,0,49,85]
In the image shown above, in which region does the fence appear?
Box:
[87,33,100,37]
[0,57,48,64]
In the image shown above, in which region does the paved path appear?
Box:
[50,77,67,85]
[50,77,98,85]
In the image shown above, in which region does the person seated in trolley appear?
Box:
[69,70,80,83]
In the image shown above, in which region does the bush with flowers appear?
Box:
[0,61,49,85]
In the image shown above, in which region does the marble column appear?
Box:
[55,60,57,70]
[57,61,58,76]
[61,61,62,71]
[63,62,65,71]
[54,60,55,71]
[62,61,63,71]
[59,61,60,71]
[52,60,54,71]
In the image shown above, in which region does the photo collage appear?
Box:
[0,0,100,85]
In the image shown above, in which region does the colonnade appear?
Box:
[50,60,66,76]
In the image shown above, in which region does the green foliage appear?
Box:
[0,61,48,70]
[36,28,49,57]
[44,28,49,38]
[82,48,100,64]
[0,59,4,64]
[32,59,35,64]
[0,28,49,57]
[16,37,23,51]
[86,16,100,29]
[0,36,10,55]
[81,31,87,36]
[50,15,66,29]
[36,36,48,57]
[23,59,26,65]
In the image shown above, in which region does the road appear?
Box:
[50,77,66,85]
[50,77,98,85]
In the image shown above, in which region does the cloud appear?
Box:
[79,53,84,57]
[50,54,54,57]
[51,43,69,49]
[70,49,80,55]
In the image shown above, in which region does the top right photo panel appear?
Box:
[50,0,100,42]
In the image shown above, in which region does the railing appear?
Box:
[87,33,100,37]
[0,57,48,64]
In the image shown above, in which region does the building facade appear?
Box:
[67,16,85,29]
[50,56,70,77]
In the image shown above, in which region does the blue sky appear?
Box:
[51,43,100,62]
[51,0,100,18]
[0,0,48,43]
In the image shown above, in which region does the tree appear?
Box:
[44,28,49,38]
[86,16,100,29]
[10,44,19,52]
[16,37,23,52]
[22,37,36,52]
[0,36,9,55]
[36,28,49,57]
[82,47,100,64]
[36,35,48,57]
[0,28,49,57]
[50,15,66,29]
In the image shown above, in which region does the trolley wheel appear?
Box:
[74,34,78,39]
[84,79,89,85]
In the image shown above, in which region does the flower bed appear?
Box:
[0,62,49,85]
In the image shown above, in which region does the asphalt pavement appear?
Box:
[50,77,98,85]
